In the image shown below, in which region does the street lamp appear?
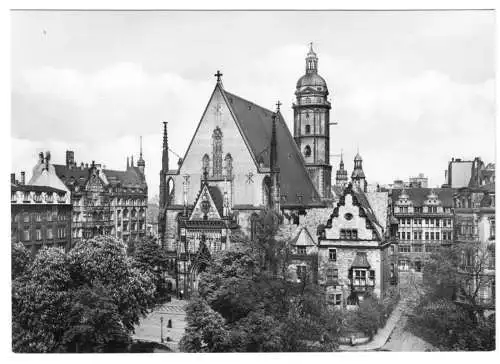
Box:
[160,316,164,343]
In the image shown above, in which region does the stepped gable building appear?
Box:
[159,66,329,297]
[390,187,455,271]
[11,152,72,254]
[317,183,398,307]
[53,147,148,245]
[293,43,333,200]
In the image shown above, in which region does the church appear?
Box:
[158,44,383,299]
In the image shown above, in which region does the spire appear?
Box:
[162,121,169,172]
[270,109,278,173]
[137,136,145,173]
[126,156,129,169]
[340,149,344,169]
[270,107,281,212]
[305,42,318,74]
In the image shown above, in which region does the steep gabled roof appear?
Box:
[289,226,316,246]
[223,89,322,208]
[351,252,371,269]
[54,164,146,189]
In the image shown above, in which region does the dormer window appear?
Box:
[297,246,307,255]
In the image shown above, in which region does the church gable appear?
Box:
[85,170,105,192]
[190,183,222,221]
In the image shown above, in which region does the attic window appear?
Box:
[344,213,353,221]
[297,246,307,255]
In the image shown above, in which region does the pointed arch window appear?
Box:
[304,145,311,157]
[212,127,223,177]
[224,153,233,178]
[202,154,210,175]
[305,125,311,134]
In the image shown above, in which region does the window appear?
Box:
[212,127,223,177]
[399,245,411,253]
[326,268,339,282]
[329,248,337,261]
[390,245,395,255]
[390,263,395,279]
[413,244,423,252]
[424,218,429,226]
[23,227,30,242]
[202,154,210,174]
[353,269,367,286]
[414,231,418,240]
[224,153,233,177]
[327,293,342,306]
[340,229,358,240]
[296,265,307,281]
[58,227,66,239]
[425,232,429,240]
[369,270,375,285]
[305,125,311,134]
[35,229,42,241]
[406,218,411,225]
[35,213,42,222]
[297,246,307,255]
[47,228,53,240]
[406,232,411,240]
[490,219,495,239]
[430,232,435,240]
[435,232,440,240]
[23,213,29,223]
[304,145,311,157]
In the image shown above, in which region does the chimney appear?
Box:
[85,163,88,169]
[66,150,75,168]
[20,171,25,185]
[81,162,84,170]
[10,173,15,184]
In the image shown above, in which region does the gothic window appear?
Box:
[250,213,259,241]
[224,153,233,178]
[304,145,311,157]
[212,127,223,177]
[305,125,311,134]
[262,176,272,207]
[202,154,210,175]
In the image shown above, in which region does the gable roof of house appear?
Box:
[351,252,371,269]
[289,226,316,246]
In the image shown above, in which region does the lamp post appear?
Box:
[160,316,164,343]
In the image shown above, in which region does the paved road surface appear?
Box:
[133,298,187,352]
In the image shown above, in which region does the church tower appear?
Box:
[335,151,348,188]
[351,151,367,192]
[293,43,332,200]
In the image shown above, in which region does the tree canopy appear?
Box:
[12,236,156,353]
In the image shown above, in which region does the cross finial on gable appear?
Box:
[276,100,282,112]
[214,70,223,83]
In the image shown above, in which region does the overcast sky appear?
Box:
[11,10,495,197]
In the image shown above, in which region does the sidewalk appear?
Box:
[338,300,403,352]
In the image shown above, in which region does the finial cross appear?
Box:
[214,70,223,83]
[276,100,282,112]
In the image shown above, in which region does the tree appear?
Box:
[12,247,72,353]
[409,244,496,351]
[11,242,31,278]
[12,236,156,353]
[132,236,170,302]
[181,211,342,352]
[179,297,230,352]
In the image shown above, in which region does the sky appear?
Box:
[11,10,495,198]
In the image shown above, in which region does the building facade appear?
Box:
[53,149,148,246]
[390,188,455,272]
[293,43,332,200]
[317,184,398,307]
[453,183,495,310]
[11,167,72,253]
